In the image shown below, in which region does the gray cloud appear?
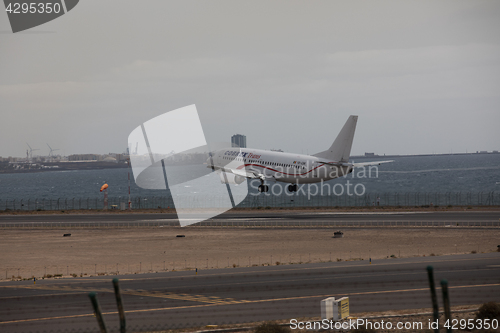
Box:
[1,0,499,157]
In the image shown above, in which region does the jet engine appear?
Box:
[218,171,245,185]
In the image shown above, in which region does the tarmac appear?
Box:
[0,253,498,332]
[0,210,499,332]
[0,210,499,227]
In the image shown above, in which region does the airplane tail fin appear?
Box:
[313,115,358,162]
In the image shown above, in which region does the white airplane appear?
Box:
[206,116,393,193]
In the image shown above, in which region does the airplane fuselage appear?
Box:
[210,148,351,184]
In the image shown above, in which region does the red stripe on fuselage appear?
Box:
[236,163,325,176]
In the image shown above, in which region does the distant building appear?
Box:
[114,153,128,161]
[364,152,375,157]
[68,154,101,161]
[231,134,246,148]
[103,156,117,163]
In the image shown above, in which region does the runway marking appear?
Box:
[123,290,236,304]
[0,285,236,304]
[310,212,430,215]
[142,267,500,291]
[0,291,84,300]
[1,254,497,288]
[219,218,285,221]
[2,266,497,302]
[1,283,499,325]
[63,254,500,284]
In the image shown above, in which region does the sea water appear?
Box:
[0,154,499,204]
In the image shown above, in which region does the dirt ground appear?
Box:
[0,226,498,280]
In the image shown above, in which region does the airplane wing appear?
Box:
[206,159,267,181]
[316,161,351,167]
[352,160,394,167]
[221,166,267,181]
[317,160,394,167]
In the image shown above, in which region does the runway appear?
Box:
[0,210,499,227]
[0,253,499,332]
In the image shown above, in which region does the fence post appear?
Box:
[112,279,126,333]
[441,279,451,333]
[88,292,108,333]
[427,266,439,333]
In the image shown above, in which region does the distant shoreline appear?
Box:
[0,161,128,174]
[352,151,499,159]
[1,151,498,174]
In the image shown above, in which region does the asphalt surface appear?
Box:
[0,253,499,332]
[0,211,499,227]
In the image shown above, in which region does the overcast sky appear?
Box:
[1,0,499,158]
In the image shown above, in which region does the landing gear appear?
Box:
[258,185,269,193]
[288,184,298,192]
